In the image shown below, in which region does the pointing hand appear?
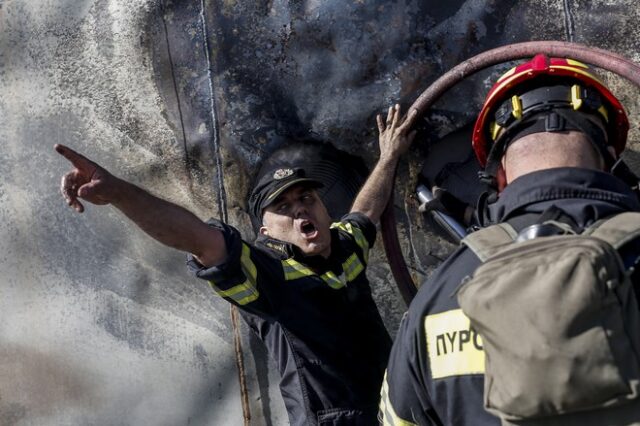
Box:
[55,144,117,213]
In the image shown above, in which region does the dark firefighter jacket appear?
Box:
[380,167,640,426]
[188,212,392,426]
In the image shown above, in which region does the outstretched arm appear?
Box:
[350,104,417,224]
[55,144,227,267]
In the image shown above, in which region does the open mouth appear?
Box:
[300,220,318,238]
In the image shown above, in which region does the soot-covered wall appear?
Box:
[1,0,639,424]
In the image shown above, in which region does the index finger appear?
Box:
[54,144,95,171]
[376,114,385,133]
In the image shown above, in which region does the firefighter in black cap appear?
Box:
[56,104,416,425]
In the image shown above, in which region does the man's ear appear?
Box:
[259,226,270,236]
[496,166,508,192]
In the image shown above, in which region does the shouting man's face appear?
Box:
[260,184,332,258]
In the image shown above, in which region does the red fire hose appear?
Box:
[381,40,640,306]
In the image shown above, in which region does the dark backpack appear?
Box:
[457,212,640,425]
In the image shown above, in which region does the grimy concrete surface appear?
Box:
[1,0,639,425]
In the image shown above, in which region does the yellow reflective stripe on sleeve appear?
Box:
[240,244,258,280]
[342,252,364,282]
[209,244,259,305]
[331,221,370,262]
[425,309,485,379]
[211,282,259,305]
[379,373,418,426]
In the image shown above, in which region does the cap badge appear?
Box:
[273,168,295,180]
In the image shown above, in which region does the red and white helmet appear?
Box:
[472,54,629,168]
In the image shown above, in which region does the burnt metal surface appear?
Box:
[1,0,640,424]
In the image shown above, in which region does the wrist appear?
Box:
[378,152,401,166]
[110,177,136,206]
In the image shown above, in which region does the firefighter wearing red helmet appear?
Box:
[380,54,640,426]
[473,53,629,191]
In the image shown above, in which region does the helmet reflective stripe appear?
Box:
[551,65,606,85]
[565,58,590,68]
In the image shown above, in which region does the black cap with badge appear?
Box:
[249,167,324,222]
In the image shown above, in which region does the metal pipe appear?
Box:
[416,184,467,243]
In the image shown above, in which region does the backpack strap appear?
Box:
[586,212,640,270]
[586,212,640,249]
[462,222,518,262]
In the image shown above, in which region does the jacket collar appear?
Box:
[483,167,640,226]
[254,234,296,260]
[253,229,339,267]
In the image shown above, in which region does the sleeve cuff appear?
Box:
[186,218,244,281]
